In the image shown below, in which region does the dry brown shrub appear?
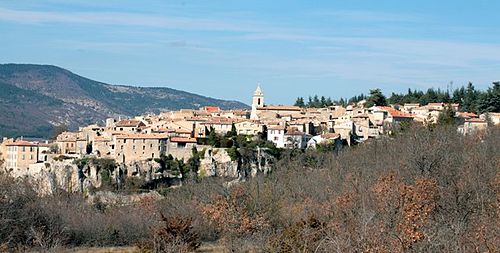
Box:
[199,185,269,250]
[397,177,438,249]
[269,214,327,253]
[137,214,200,253]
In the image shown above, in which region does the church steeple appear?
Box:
[251,84,264,120]
[254,83,263,96]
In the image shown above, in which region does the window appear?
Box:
[121,145,124,150]
[22,147,25,152]
[143,146,145,150]
[22,154,25,160]
[30,155,33,160]
[124,139,127,143]
[132,146,135,150]
[274,136,279,141]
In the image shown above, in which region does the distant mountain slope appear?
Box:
[0,64,248,138]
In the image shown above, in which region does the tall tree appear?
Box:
[437,104,456,125]
[477,82,500,113]
[294,97,305,107]
[366,89,387,107]
[462,82,478,112]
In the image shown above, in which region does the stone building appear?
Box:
[114,134,168,163]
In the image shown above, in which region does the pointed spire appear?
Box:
[254,83,263,96]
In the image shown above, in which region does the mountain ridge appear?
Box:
[0,63,248,138]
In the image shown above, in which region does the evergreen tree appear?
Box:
[477,82,500,113]
[325,97,333,106]
[226,123,237,138]
[187,146,201,178]
[461,82,478,112]
[312,95,320,107]
[339,98,346,107]
[366,89,387,107]
[294,97,305,107]
[437,104,456,125]
[207,127,220,147]
[320,96,327,107]
[307,96,313,107]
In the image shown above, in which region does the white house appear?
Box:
[267,126,286,148]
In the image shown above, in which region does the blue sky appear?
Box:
[1,0,499,105]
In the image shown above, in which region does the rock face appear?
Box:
[199,148,238,178]
[87,190,164,206]
[4,146,275,195]
[15,158,170,195]
[28,161,81,195]
[198,147,273,179]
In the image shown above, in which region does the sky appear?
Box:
[1,0,499,105]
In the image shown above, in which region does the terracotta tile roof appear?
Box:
[94,136,112,142]
[175,129,192,134]
[258,105,302,111]
[235,119,261,124]
[186,117,208,122]
[375,106,414,118]
[116,133,169,139]
[5,140,38,147]
[201,106,221,112]
[170,137,197,143]
[456,112,478,118]
[201,117,237,125]
[116,119,144,127]
[267,125,285,130]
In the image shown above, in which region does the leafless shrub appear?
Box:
[137,214,200,253]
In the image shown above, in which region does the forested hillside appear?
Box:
[0,64,248,138]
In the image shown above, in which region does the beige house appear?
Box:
[480,112,500,125]
[114,133,168,163]
[459,118,488,135]
[402,103,420,113]
[2,139,40,172]
[113,119,145,133]
[235,120,263,136]
[56,132,78,154]
[93,136,114,157]
[198,117,236,136]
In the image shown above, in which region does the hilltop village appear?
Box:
[1,85,498,176]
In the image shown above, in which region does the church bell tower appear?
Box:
[250,84,264,120]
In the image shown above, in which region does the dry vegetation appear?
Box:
[1,125,499,252]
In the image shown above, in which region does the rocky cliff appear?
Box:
[3,146,275,195]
